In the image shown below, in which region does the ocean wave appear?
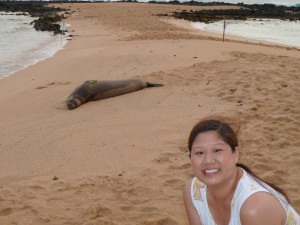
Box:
[0,14,68,79]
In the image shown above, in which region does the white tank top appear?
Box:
[191,168,300,225]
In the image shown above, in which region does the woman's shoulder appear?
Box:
[183,178,204,225]
[183,178,193,198]
[184,177,206,191]
[184,177,207,206]
[240,192,286,225]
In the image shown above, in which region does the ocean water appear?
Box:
[0,13,68,79]
[191,19,300,47]
[135,0,299,47]
[171,0,300,47]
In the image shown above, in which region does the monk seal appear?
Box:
[66,79,163,110]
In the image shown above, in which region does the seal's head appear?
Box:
[66,96,83,110]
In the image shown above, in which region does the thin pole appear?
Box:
[60,30,63,49]
[60,22,66,49]
[223,20,227,42]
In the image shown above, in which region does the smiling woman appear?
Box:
[183,117,300,225]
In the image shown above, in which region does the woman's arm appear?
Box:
[240,192,286,225]
[183,179,203,225]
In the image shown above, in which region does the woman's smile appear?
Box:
[203,168,220,176]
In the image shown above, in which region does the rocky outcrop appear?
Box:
[154,1,300,23]
[0,2,69,34]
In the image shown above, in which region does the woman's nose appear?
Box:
[203,152,214,164]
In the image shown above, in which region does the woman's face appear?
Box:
[190,131,239,187]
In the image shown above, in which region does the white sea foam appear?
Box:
[0,13,68,79]
[142,0,300,46]
[191,19,300,47]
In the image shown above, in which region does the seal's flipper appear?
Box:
[145,82,164,87]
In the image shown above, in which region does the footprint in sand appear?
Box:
[84,206,112,220]
[0,208,12,216]
[135,217,180,225]
[36,81,71,89]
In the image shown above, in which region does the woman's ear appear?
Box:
[234,146,240,163]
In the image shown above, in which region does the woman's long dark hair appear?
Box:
[188,118,290,203]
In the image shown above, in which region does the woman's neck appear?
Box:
[207,167,242,202]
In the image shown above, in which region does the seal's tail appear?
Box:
[146,82,164,87]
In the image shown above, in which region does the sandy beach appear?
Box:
[0,2,299,224]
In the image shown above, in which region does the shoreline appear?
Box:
[0,2,69,34]
[0,14,69,80]
[166,17,300,50]
[1,2,299,80]
[189,19,300,48]
[1,7,299,81]
[0,2,71,79]
[0,2,299,224]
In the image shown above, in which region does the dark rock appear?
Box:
[0,2,69,34]
[152,1,300,23]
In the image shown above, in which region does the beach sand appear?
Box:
[0,3,299,224]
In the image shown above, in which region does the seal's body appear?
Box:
[66,79,163,110]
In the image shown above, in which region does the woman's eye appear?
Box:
[214,149,223,153]
[195,151,203,155]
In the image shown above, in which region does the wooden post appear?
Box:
[60,22,67,48]
[223,20,227,42]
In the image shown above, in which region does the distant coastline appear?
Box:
[154,1,300,23]
[1,1,299,27]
